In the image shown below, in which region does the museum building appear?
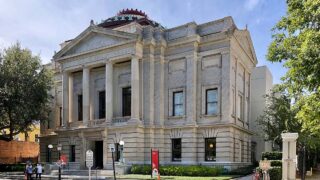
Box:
[40,9,258,170]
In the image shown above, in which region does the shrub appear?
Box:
[255,167,282,180]
[130,164,151,174]
[0,164,26,172]
[269,167,282,180]
[270,160,282,167]
[130,165,223,176]
[228,165,255,175]
[262,151,282,160]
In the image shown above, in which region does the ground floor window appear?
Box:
[46,146,51,162]
[114,143,120,162]
[70,145,76,162]
[205,138,216,161]
[172,138,181,161]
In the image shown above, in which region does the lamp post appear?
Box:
[48,144,53,163]
[119,140,125,164]
[57,143,62,180]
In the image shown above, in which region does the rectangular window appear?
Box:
[46,147,51,162]
[78,94,83,121]
[122,87,131,116]
[114,143,120,162]
[205,138,216,161]
[237,94,243,120]
[99,91,106,119]
[70,145,76,162]
[172,138,181,161]
[59,107,62,126]
[173,91,184,116]
[206,89,218,115]
[240,140,243,162]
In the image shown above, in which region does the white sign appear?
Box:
[259,159,271,171]
[109,144,115,152]
[86,150,94,168]
[152,168,159,177]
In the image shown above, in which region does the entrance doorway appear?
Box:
[95,141,103,169]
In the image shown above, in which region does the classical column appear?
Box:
[68,74,73,123]
[281,133,298,180]
[82,66,90,125]
[105,62,113,124]
[131,56,140,120]
[62,71,69,127]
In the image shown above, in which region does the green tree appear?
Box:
[0,43,52,141]
[267,0,320,137]
[258,85,300,149]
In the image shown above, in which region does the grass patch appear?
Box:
[118,174,238,180]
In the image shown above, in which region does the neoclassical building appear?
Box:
[40,9,258,170]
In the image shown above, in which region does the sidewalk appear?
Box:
[0,172,108,180]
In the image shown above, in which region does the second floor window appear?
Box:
[122,87,131,116]
[206,89,218,115]
[237,94,243,120]
[78,94,83,121]
[173,91,184,116]
[99,91,106,119]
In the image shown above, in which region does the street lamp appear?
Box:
[57,143,62,180]
[48,144,53,163]
[119,140,125,164]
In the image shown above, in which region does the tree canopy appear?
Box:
[267,0,320,138]
[258,85,301,149]
[0,43,52,141]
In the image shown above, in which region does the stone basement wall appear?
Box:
[0,140,39,164]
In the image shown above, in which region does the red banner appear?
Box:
[151,149,159,177]
[60,154,68,165]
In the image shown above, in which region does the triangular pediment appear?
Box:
[234,30,258,64]
[54,26,138,59]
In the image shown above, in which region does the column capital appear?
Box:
[281,133,298,141]
[131,53,142,60]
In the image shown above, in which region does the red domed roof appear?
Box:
[98,8,163,29]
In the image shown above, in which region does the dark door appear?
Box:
[95,141,103,169]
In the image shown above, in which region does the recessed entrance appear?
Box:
[94,141,103,169]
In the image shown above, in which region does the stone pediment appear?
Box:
[234,29,258,64]
[54,26,138,59]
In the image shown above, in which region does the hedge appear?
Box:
[270,160,282,167]
[0,164,26,172]
[262,151,282,160]
[269,167,282,180]
[256,167,282,180]
[227,165,255,175]
[130,165,224,176]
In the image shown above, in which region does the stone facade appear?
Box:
[40,11,258,170]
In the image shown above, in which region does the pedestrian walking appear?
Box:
[26,163,33,180]
[36,163,43,179]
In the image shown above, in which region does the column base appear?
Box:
[127,118,142,125]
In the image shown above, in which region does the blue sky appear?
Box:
[0,0,287,84]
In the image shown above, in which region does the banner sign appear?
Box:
[151,149,159,177]
[60,154,68,165]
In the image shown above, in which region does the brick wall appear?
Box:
[0,140,39,164]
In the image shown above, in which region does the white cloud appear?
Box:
[244,0,261,11]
